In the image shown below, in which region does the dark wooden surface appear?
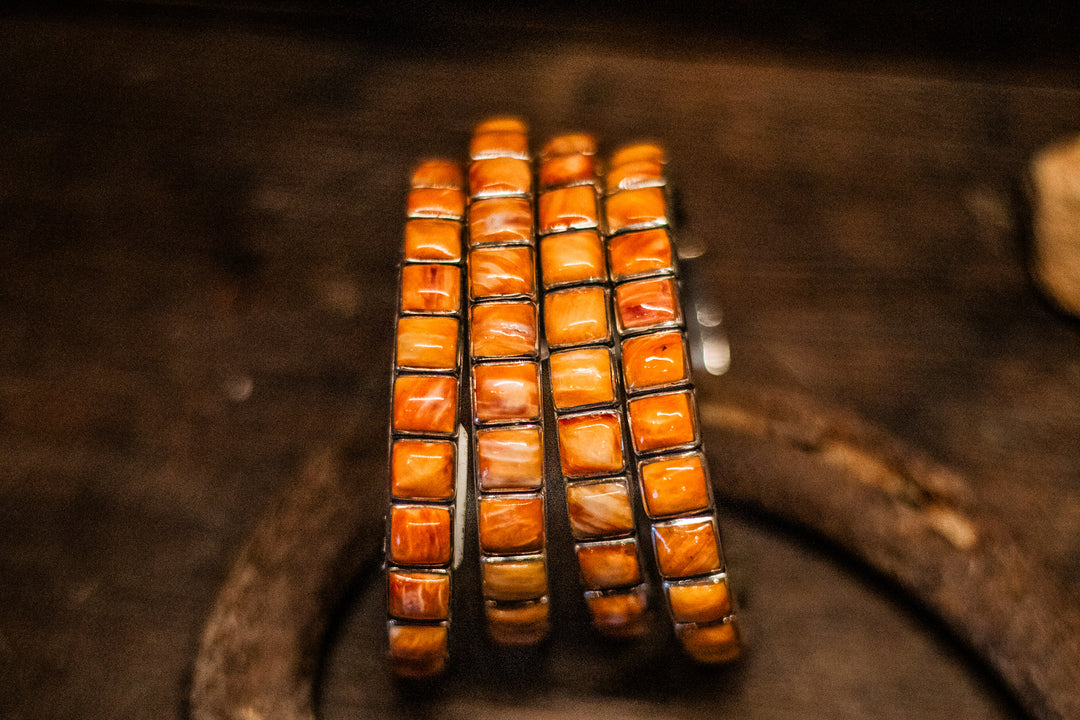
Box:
[1,8,1079,720]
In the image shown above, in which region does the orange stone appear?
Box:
[576,539,642,589]
[565,479,635,540]
[604,186,667,234]
[614,276,680,333]
[392,375,458,435]
[584,585,650,638]
[676,619,741,664]
[469,246,535,299]
[556,411,625,478]
[469,156,532,198]
[469,197,533,246]
[403,218,462,262]
[539,152,597,190]
[621,330,688,393]
[651,516,721,578]
[540,133,596,160]
[400,264,461,315]
[396,316,459,371]
[470,301,538,359]
[627,390,697,453]
[411,159,463,189]
[387,622,448,678]
[539,230,606,288]
[406,187,466,220]
[610,142,665,168]
[390,439,456,501]
[543,285,610,348]
[476,425,543,491]
[387,570,450,621]
[538,185,598,235]
[638,452,710,517]
[389,504,452,566]
[667,575,732,625]
[481,556,548,602]
[470,129,529,160]
[549,347,615,410]
[608,228,674,281]
[475,117,528,135]
[605,158,665,193]
[485,599,550,646]
[478,494,545,554]
[472,361,541,424]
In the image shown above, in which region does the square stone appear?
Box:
[404,219,462,262]
[608,228,674,281]
[549,347,615,410]
[396,316,459,371]
[538,185,598,235]
[406,187,466,220]
[470,301,538,359]
[469,246,535,299]
[638,452,710,517]
[621,330,688,393]
[387,622,448,678]
[605,186,667,234]
[387,570,450,621]
[469,197,533,246]
[472,361,541,424]
[605,157,665,193]
[388,504,452,566]
[476,425,543,492]
[410,159,462,190]
[666,574,732,625]
[539,152,597,190]
[469,156,532,197]
[470,125,529,160]
[584,584,649,638]
[485,598,549,646]
[400,264,461,315]
[676,619,741,664]
[540,230,606,288]
[614,276,680,333]
[576,538,642,589]
[556,410,625,478]
[651,516,721,578]
[391,439,456,501]
[565,479,635,540]
[627,390,697,454]
[392,375,458,435]
[543,285,610,348]
[481,556,548,602]
[539,132,596,160]
[478,494,545,555]
[610,142,665,168]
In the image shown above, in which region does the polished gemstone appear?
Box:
[396,316,459,371]
[469,246,535,299]
[473,361,541,424]
[605,186,667,234]
[470,129,529,160]
[387,622,447,678]
[390,439,456,501]
[389,504,452,566]
[539,230,606,288]
[676,619,741,664]
[576,539,642,589]
[478,494,545,554]
[387,570,450,621]
[608,228,674,281]
[470,301,538,359]
[469,156,532,197]
[556,411,625,478]
[651,516,721,578]
[667,575,732,625]
[611,142,665,167]
[481,556,548,602]
[404,219,462,262]
[540,133,596,159]
[605,158,665,193]
[565,479,635,540]
[406,187,466,220]
[475,117,528,135]
[638,452,709,517]
[392,375,458,435]
[549,347,615,410]
[476,425,543,491]
[539,153,597,190]
[584,585,649,638]
[543,285,610,347]
[400,264,461,315]
[614,276,680,333]
[411,159,462,189]
[538,185,598,235]
[621,330,688,392]
[627,390,697,453]
[486,599,550,645]
[469,197,533,246]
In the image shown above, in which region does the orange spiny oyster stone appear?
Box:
[470,119,529,160]
[478,494,545,554]
[667,575,732,625]
[481,556,548,602]
[470,301,538,359]
[610,142,665,168]
[539,152,597,190]
[556,411,625,478]
[576,539,642,589]
[565,479,635,540]
[614,276,680,333]
[539,230,606,288]
[651,516,721,578]
[605,186,667,234]
[390,439,455,501]
[469,246,534,299]
[676,619,741,664]
[638,452,709,517]
[388,622,448,678]
[543,285,610,347]
[396,316,459,371]
[476,425,543,491]
[540,133,597,160]
[605,158,665,193]
[475,117,528,135]
[585,584,650,638]
[400,264,461,315]
[387,570,450,621]
[608,228,674,281]
[621,330,688,393]
[392,375,458,435]
[548,347,615,410]
[627,390,697,454]
[469,156,532,197]
[389,504,452,566]
[469,197,533,246]
[410,159,463,190]
[538,185,598,235]
[473,361,541,424]
[406,187,466,220]
[485,599,550,645]
[404,219,462,262]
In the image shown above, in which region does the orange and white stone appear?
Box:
[392,375,458,435]
[388,622,448,678]
[469,246,534,299]
[411,159,463,190]
[406,187,466,220]
[469,197,533,246]
[621,330,687,392]
[627,390,697,453]
[481,556,548,602]
[614,276,679,332]
[605,158,665,193]
[565,479,635,540]
[396,316,459,371]
[539,230,606,288]
[605,186,667,234]
[472,361,541,424]
[538,185,598,235]
[387,570,450,621]
[676,620,741,664]
[667,574,732,625]
[638,452,709,517]
[549,347,615,410]
[576,539,642,589]
[608,228,674,281]
[404,218,462,262]
[539,152,597,190]
[539,133,596,160]
[400,264,461,315]
[390,439,456,501]
[469,156,532,197]
[470,119,529,160]
[556,411,625,478]
[610,142,665,168]
[485,599,550,645]
[470,301,538,359]
[388,504,452,566]
[478,494,545,554]
[584,584,649,638]
[476,425,543,491]
[543,285,610,347]
[651,516,721,578]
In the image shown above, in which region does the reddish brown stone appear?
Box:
[604,186,667,234]
[485,599,550,646]
[396,316,459,371]
[638,452,710,517]
[548,347,615,410]
[470,301,538,359]
[478,494,545,554]
[387,622,448,678]
[542,285,610,347]
[392,375,458,435]
[613,276,680,333]
[621,330,688,393]
[585,585,649,638]
[472,361,541,424]
[469,197,533,246]
[406,187,466,220]
[676,620,741,664]
[476,425,544,491]
[607,228,674,281]
[400,264,461,315]
[387,570,450,621]
[538,185,598,235]
[565,479,635,540]
[667,575,732,625]
[627,390,697,453]
[556,411,625,478]
[403,218,462,262]
[390,439,456,501]
[481,556,548,602]
[576,539,642,589]
[469,156,532,197]
[539,229,606,288]
[469,246,534,299]
[388,504,452,566]
[651,516,721,578]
